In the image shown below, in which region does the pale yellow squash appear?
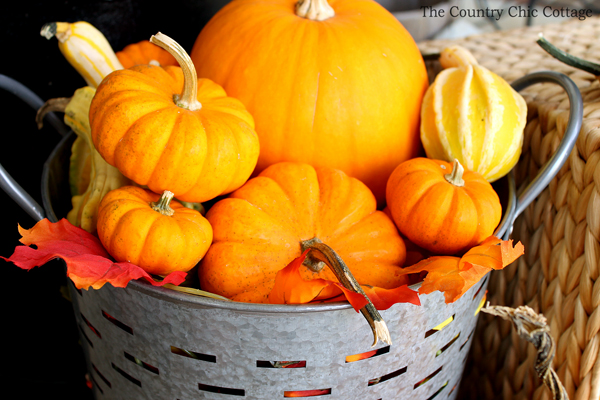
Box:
[420,46,527,182]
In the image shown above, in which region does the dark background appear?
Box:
[1,1,228,398]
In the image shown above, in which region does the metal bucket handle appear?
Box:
[494,71,583,240]
[0,71,582,238]
[0,74,69,221]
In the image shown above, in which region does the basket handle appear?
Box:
[0,74,69,222]
[494,71,583,240]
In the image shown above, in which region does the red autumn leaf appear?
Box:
[398,236,524,303]
[2,218,187,290]
[268,251,419,311]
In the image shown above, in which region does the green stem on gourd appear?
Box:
[151,190,175,216]
[444,159,465,187]
[296,0,335,21]
[537,33,600,77]
[150,32,202,111]
[301,237,392,347]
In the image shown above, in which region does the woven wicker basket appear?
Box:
[420,16,600,400]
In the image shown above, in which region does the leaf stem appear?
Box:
[301,238,392,347]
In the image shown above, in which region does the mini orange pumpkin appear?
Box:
[89,32,259,203]
[199,162,407,302]
[96,186,213,275]
[386,158,501,255]
[116,40,178,68]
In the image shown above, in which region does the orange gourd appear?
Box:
[190,0,429,204]
[89,32,259,202]
[199,162,407,302]
[386,158,501,255]
[96,186,213,275]
[116,40,178,68]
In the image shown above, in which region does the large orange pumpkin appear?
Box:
[190,0,429,203]
[199,162,407,302]
[386,158,502,255]
[89,33,259,203]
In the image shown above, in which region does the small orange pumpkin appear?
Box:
[116,40,178,68]
[386,158,501,255]
[89,32,259,203]
[199,162,407,302]
[96,186,213,275]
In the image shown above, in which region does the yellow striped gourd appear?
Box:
[40,21,123,88]
[420,46,527,182]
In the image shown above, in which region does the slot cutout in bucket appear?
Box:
[78,324,94,347]
[124,352,159,375]
[346,345,390,363]
[80,313,101,338]
[284,388,331,397]
[472,276,488,299]
[171,346,216,363]
[198,383,245,396]
[414,366,442,390]
[102,311,133,335]
[257,360,306,368]
[425,315,455,338]
[426,380,448,400]
[92,363,111,388]
[112,363,141,387]
[436,333,460,357]
[368,366,407,386]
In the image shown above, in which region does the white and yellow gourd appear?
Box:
[420,46,527,182]
[40,21,123,88]
[63,87,131,233]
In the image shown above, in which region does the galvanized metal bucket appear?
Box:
[0,71,582,400]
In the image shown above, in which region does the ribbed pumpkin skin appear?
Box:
[420,47,527,182]
[190,0,429,203]
[199,162,407,301]
[96,186,213,275]
[116,40,178,68]
[386,158,501,255]
[89,64,259,203]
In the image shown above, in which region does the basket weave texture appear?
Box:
[419,17,600,400]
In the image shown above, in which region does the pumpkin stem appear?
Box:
[301,238,392,347]
[439,46,479,69]
[151,190,176,216]
[40,22,71,42]
[296,0,335,21]
[444,159,465,187]
[150,32,202,111]
[35,97,71,130]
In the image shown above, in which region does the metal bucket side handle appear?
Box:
[494,71,583,240]
[0,74,69,222]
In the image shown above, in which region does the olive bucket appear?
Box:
[0,70,582,400]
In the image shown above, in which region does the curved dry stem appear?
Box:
[301,238,392,347]
[150,32,202,111]
[36,97,71,130]
[444,159,465,187]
